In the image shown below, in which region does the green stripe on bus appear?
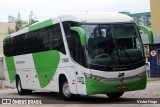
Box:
[5,56,16,83]
[32,50,60,88]
[85,75,146,95]
[29,19,53,32]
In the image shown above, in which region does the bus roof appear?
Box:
[6,12,134,38]
[60,12,134,23]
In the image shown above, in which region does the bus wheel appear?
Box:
[16,77,32,95]
[106,92,124,99]
[60,78,77,100]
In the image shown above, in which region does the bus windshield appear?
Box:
[81,23,145,70]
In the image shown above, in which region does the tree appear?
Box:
[15,11,23,31]
[7,10,39,34]
[28,10,39,25]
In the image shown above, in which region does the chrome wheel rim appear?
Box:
[62,82,71,97]
[17,80,21,92]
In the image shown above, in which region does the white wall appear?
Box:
[0,57,4,80]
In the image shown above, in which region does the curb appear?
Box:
[147,78,160,81]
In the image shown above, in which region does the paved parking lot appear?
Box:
[0,80,160,106]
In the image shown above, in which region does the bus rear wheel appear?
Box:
[106,92,124,99]
[16,77,32,95]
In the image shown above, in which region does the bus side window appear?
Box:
[4,23,66,56]
[3,38,12,56]
[50,24,66,54]
[11,37,17,56]
[41,27,50,51]
[26,32,34,53]
[50,25,60,50]
[72,30,84,65]
[63,21,85,66]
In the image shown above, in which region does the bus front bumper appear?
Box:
[85,75,147,95]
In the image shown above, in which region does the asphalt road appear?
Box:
[0,80,160,106]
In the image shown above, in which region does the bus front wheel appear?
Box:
[106,92,124,99]
[16,77,32,95]
[60,77,78,100]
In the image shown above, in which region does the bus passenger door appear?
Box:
[75,65,91,95]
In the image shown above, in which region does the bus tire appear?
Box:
[16,76,32,95]
[60,77,78,100]
[106,92,124,99]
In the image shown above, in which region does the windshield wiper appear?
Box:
[105,49,117,67]
[118,46,134,65]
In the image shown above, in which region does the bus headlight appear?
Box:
[137,70,146,77]
[83,72,105,81]
[83,72,92,78]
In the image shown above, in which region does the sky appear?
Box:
[0,0,150,22]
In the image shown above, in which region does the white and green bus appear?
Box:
[3,12,153,99]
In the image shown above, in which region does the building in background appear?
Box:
[8,16,16,23]
[130,12,151,28]
[150,0,160,35]
[147,0,160,78]
[0,11,36,57]
[140,0,160,78]
[120,12,151,28]
[0,21,27,56]
[8,15,28,24]
[121,0,160,78]
[0,22,16,56]
[0,22,16,86]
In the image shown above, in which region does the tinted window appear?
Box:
[3,23,66,56]
[3,38,12,56]
[63,21,86,65]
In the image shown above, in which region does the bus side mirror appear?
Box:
[70,27,87,46]
[137,25,154,44]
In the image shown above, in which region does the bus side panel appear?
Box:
[57,53,77,94]
[42,67,77,94]
[32,50,60,89]
[3,57,11,87]
[31,52,77,94]
[3,56,16,88]
[75,64,90,95]
[14,54,35,90]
